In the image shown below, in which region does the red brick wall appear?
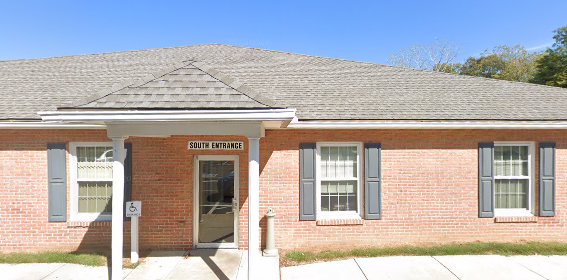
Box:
[0,130,250,252]
[0,130,112,252]
[133,135,251,251]
[259,129,567,251]
[1,129,567,253]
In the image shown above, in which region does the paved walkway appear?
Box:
[126,250,242,280]
[126,250,279,280]
[1,263,133,280]
[2,250,279,280]
[281,255,567,280]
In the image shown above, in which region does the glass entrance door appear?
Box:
[196,156,238,247]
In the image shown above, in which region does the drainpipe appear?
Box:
[263,208,278,257]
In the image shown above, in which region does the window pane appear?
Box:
[494,147,504,176]
[77,146,113,180]
[494,145,529,177]
[79,184,88,196]
[495,179,528,209]
[320,180,357,212]
[104,198,112,213]
[320,146,357,179]
[78,198,88,212]
[78,181,113,214]
[520,146,528,176]
[320,147,329,178]
[329,196,339,212]
[349,147,357,177]
[321,195,330,211]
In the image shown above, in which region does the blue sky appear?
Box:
[0,1,565,64]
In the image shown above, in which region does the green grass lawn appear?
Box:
[0,252,107,266]
[282,242,567,266]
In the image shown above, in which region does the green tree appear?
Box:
[459,54,506,78]
[532,26,567,88]
[459,45,539,82]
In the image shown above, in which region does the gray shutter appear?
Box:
[364,144,382,220]
[48,143,67,222]
[299,143,316,221]
[478,143,495,218]
[124,143,133,221]
[539,143,556,217]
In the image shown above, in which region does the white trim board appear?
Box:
[5,119,567,130]
[0,122,104,129]
[39,109,296,123]
[288,120,567,129]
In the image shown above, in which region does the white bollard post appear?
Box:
[131,215,139,264]
[263,208,278,257]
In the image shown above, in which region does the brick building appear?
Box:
[1,45,566,278]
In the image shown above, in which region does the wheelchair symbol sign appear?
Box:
[126,201,142,217]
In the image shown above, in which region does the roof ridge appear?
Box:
[217,45,567,92]
[0,44,227,63]
[190,61,278,107]
[59,60,195,109]
[3,43,566,92]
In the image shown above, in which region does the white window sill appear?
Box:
[70,213,112,223]
[316,217,364,226]
[316,212,363,226]
[494,209,534,218]
[494,216,538,223]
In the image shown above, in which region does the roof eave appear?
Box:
[38,108,297,128]
[287,120,567,129]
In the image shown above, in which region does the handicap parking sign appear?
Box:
[126,201,142,217]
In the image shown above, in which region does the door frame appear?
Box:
[193,155,240,249]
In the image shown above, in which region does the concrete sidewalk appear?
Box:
[1,263,133,280]
[281,255,567,280]
[1,249,279,280]
[125,250,280,280]
[125,249,244,280]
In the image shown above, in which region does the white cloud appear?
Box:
[526,42,554,51]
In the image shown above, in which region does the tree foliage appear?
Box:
[389,26,567,88]
[531,26,567,88]
[458,45,540,82]
[388,40,459,72]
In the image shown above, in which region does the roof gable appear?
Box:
[63,60,276,109]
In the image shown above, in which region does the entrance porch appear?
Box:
[40,109,296,279]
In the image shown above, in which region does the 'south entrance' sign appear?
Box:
[188,141,244,150]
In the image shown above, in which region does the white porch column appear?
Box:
[247,137,260,280]
[111,136,127,280]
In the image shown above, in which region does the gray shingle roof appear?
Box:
[66,61,274,109]
[1,44,567,121]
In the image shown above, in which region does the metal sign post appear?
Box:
[126,201,141,264]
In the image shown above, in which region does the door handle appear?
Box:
[232,198,238,212]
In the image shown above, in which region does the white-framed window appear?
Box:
[316,142,362,219]
[493,142,535,217]
[70,142,114,221]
